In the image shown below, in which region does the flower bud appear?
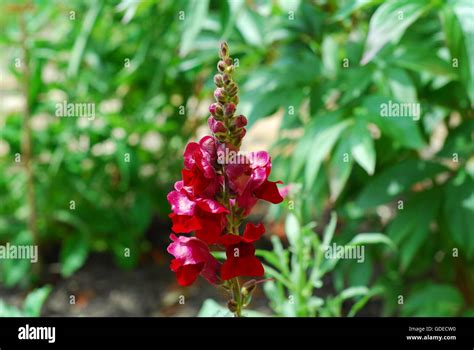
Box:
[220,41,229,59]
[209,103,223,118]
[224,103,236,117]
[208,116,226,134]
[225,57,233,66]
[217,60,226,72]
[209,103,217,115]
[227,299,238,313]
[226,82,238,96]
[231,95,239,105]
[234,115,247,128]
[222,73,231,85]
[241,279,257,297]
[214,88,227,103]
[214,74,224,87]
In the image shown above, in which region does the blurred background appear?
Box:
[0,0,473,317]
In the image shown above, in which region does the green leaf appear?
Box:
[240,88,289,128]
[402,284,464,316]
[305,119,351,188]
[290,125,319,181]
[270,235,290,276]
[347,286,383,317]
[333,0,382,21]
[328,135,354,201]
[285,213,301,248]
[361,0,431,64]
[356,158,446,209]
[60,233,89,277]
[348,254,373,287]
[387,190,440,270]
[443,174,474,258]
[0,301,24,317]
[362,95,425,149]
[263,280,287,315]
[348,233,395,249]
[441,0,474,103]
[52,210,89,234]
[392,43,456,79]
[322,212,337,249]
[277,0,301,12]
[235,7,263,46]
[338,286,370,301]
[256,250,283,272]
[338,67,374,106]
[67,1,104,77]
[321,34,339,78]
[263,264,292,289]
[1,230,33,287]
[179,0,210,56]
[350,121,376,175]
[23,286,52,317]
[2,258,31,288]
[386,67,417,102]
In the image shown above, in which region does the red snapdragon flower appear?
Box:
[218,223,265,280]
[167,234,221,286]
[167,178,228,244]
[225,151,284,215]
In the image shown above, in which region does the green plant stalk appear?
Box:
[221,165,244,317]
[231,277,242,317]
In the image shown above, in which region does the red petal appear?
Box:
[175,263,204,286]
[254,180,284,204]
[217,234,243,246]
[242,223,265,243]
[221,256,264,280]
[195,212,226,244]
[170,259,181,272]
[170,213,201,233]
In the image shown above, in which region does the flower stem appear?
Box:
[231,277,243,317]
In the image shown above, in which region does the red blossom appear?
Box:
[218,223,265,280]
[167,234,221,286]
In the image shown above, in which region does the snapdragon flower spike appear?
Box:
[166,42,283,306]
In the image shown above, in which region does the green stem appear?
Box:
[231,277,243,317]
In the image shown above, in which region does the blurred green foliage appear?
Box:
[0,0,473,316]
[0,285,51,316]
[260,212,391,317]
